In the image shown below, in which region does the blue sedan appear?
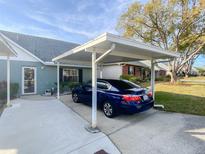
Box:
[72,79,154,118]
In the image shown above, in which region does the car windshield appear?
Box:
[108,80,140,90]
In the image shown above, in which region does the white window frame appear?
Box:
[22,67,37,95]
[62,68,79,82]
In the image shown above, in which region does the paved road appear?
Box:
[61,95,205,154]
[0,98,120,154]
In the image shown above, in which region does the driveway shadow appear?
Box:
[60,95,159,134]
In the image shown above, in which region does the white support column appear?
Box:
[151,59,155,100]
[57,62,60,99]
[7,55,11,107]
[92,52,97,128]
[151,59,164,109]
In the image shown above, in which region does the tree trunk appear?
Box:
[167,71,177,84]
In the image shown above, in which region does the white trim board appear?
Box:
[0,32,45,64]
[0,42,39,62]
[45,62,91,68]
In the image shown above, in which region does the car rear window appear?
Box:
[97,82,110,90]
[109,80,139,90]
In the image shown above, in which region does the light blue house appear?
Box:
[0,30,91,95]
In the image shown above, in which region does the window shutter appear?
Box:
[79,69,83,83]
[60,68,63,82]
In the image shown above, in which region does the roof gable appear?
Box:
[0,30,79,62]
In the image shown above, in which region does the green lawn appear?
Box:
[182,76,205,81]
[155,82,205,116]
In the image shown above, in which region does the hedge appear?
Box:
[0,81,19,100]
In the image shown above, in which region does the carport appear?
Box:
[0,34,17,107]
[53,33,178,130]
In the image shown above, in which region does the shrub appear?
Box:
[59,81,81,92]
[120,74,131,80]
[68,82,81,90]
[120,75,142,84]
[0,81,19,100]
[10,83,19,98]
[155,76,165,81]
[155,75,170,82]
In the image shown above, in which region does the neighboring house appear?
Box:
[98,61,167,80]
[194,67,204,76]
[0,30,91,96]
[190,67,199,76]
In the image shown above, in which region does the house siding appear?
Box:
[0,60,57,95]
[0,60,91,95]
[122,64,151,80]
[82,68,92,83]
[123,64,142,77]
[98,65,122,79]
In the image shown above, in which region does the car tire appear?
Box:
[103,101,117,118]
[72,93,80,103]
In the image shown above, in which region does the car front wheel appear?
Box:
[103,101,117,118]
[72,93,80,103]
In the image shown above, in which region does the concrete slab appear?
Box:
[61,95,205,154]
[0,99,120,154]
[20,95,56,101]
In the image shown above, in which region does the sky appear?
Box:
[0,0,204,67]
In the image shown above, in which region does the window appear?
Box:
[128,66,134,75]
[63,69,79,82]
[97,82,110,90]
[108,80,140,90]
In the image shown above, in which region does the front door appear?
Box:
[22,67,36,94]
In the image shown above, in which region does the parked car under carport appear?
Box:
[72,79,154,118]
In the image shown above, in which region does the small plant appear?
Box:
[0,81,19,100]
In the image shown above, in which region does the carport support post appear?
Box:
[92,52,97,129]
[151,59,155,100]
[151,60,164,109]
[57,62,60,99]
[7,55,11,107]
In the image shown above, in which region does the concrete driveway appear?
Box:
[0,97,120,154]
[61,95,205,154]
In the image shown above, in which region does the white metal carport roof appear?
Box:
[53,33,178,131]
[0,33,17,107]
[53,33,177,64]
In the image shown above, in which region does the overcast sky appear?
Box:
[0,0,204,67]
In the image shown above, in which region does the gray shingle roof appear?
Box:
[0,30,79,62]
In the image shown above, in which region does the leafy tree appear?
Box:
[117,0,205,83]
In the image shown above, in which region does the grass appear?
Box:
[181,76,205,81]
[135,77,205,116]
[155,82,205,116]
